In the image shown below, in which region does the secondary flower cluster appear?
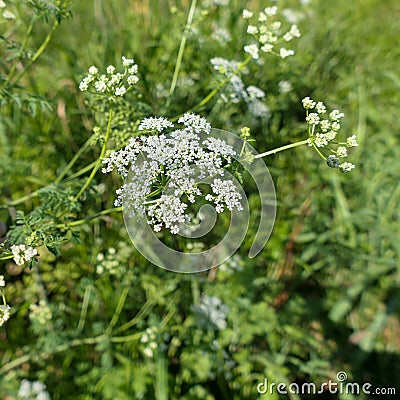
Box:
[192,294,229,330]
[79,56,139,98]
[0,274,10,327]
[242,6,301,60]
[102,114,243,234]
[18,379,50,400]
[11,243,38,266]
[0,0,16,19]
[210,58,270,117]
[302,97,358,173]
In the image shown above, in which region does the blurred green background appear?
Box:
[0,0,399,399]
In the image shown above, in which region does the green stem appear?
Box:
[12,20,59,86]
[254,139,309,159]
[75,108,114,200]
[55,207,122,229]
[167,0,198,101]
[5,16,36,84]
[55,137,93,183]
[0,332,143,376]
[171,55,253,121]
[0,255,13,261]
[311,142,327,160]
[105,287,129,336]
[65,161,97,182]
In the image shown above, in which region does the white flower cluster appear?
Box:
[210,58,270,117]
[79,56,139,98]
[302,97,358,173]
[0,304,11,326]
[29,300,52,325]
[18,379,50,400]
[0,274,11,327]
[11,244,37,266]
[242,7,300,60]
[196,294,229,330]
[0,0,16,19]
[102,114,243,234]
[140,327,158,358]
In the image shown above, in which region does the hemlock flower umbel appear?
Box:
[302,97,358,173]
[243,6,300,59]
[102,113,243,234]
[11,244,38,266]
[79,56,139,98]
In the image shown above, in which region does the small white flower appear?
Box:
[79,79,89,92]
[278,80,292,93]
[242,9,253,19]
[330,109,345,121]
[320,120,331,132]
[115,86,127,96]
[306,113,320,125]
[0,1,6,8]
[178,113,211,134]
[0,275,5,287]
[340,162,356,173]
[139,116,174,132]
[314,135,328,147]
[283,32,293,42]
[122,56,135,67]
[143,347,154,358]
[302,97,316,109]
[261,43,273,53]
[128,65,138,74]
[247,25,258,35]
[0,305,11,326]
[316,102,326,114]
[279,48,295,59]
[244,44,259,59]
[258,11,267,22]
[94,80,107,92]
[336,146,348,157]
[246,85,265,100]
[127,75,139,85]
[346,134,358,147]
[289,24,301,38]
[88,66,98,75]
[3,9,16,19]
[11,244,37,266]
[106,65,116,74]
[264,6,278,17]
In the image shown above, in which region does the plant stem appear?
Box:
[105,287,129,335]
[254,139,309,159]
[0,332,143,376]
[55,207,122,229]
[167,0,198,103]
[75,108,114,200]
[12,20,59,86]
[55,137,93,183]
[5,16,36,84]
[177,54,252,118]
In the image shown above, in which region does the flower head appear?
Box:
[11,244,37,266]
[303,97,357,172]
[79,56,139,99]
[103,114,242,234]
